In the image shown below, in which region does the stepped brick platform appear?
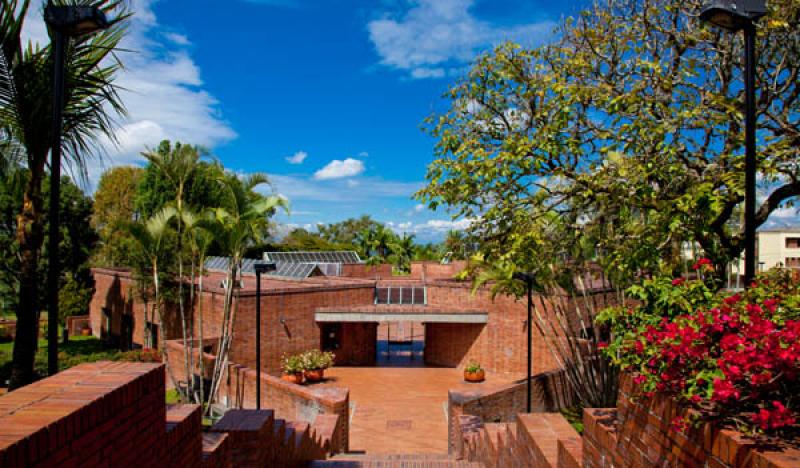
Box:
[0,361,342,467]
[311,453,485,467]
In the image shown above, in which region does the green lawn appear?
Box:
[0,336,124,386]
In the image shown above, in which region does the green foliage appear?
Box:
[0,171,97,315]
[281,353,305,374]
[92,166,143,267]
[464,361,483,373]
[134,141,225,219]
[417,0,800,286]
[58,276,93,325]
[300,349,335,371]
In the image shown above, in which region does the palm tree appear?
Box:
[181,208,215,404]
[1,0,129,389]
[141,141,205,398]
[389,233,415,273]
[125,207,176,375]
[205,172,287,411]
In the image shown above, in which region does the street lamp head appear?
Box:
[45,5,109,36]
[699,0,767,31]
[253,262,277,274]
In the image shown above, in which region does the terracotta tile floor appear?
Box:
[313,343,513,454]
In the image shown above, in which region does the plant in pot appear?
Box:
[464,361,485,382]
[281,354,305,385]
[302,349,335,382]
[81,324,92,336]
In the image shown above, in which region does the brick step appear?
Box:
[310,453,485,467]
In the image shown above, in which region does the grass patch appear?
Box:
[560,406,584,434]
[1,336,127,386]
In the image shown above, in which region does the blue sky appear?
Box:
[21,0,797,241]
[25,0,586,241]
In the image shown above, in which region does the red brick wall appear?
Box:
[582,374,800,467]
[336,322,377,365]
[424,283,561,377]
[341,263,394,278]
[229,285,375,375]
[0,361,167,467]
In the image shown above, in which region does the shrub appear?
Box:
[301,349,335,370]
[464,361,483,373]
[281,354,305,374]
[600,266,800,436]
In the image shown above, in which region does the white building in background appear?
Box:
[751,226,800,270]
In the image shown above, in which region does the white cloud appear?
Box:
[286,151,308,164]
[22,0,236,190]
[414,204,425,212]
[313,158,365,180]
[358,151,369,158]
[266,174,422,203]
[368,0,555,79]
[164,32,191,46]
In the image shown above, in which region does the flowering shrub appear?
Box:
[598,266,800,435]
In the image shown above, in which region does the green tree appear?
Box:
[388,233,415,272]
[134,141,224,219]
[205,173,287,411]
[417,0,800,286]
[0,171,97,336]
[92,166,143,267]
[317,215,384,248]
[1,0,129,389]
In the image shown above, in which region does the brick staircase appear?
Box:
[310,453,484,467]
[206,409,341,466]
[456,414,582,467]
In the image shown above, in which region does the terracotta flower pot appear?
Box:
[281,373,304,385]
[304,369,325,382]
[464,369,485,383]
[81,327,92,336]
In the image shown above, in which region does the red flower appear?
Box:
[712,378,740,402]
[751,401,795,431]
[692,258,712,271]
[633,374,647,385]
[597,341,608,350]
[672,278,685,286]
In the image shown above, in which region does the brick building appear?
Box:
[89,256,608,380]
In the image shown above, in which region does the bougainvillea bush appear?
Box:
[597,265,800,436]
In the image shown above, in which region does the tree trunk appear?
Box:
[10,169,45,390]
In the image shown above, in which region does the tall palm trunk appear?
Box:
[9,163,45,389]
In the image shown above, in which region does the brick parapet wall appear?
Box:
[447,369,574,455]
[0,361,166,467]
[164,403,203,466]
[583,374,800,467]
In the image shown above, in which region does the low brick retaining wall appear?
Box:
[166,338,350,452]
[447,369,574,454]
[222,363,350,452]
[583,374,800,467]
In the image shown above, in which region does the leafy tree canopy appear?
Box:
[134,141,225,218]
[417,0,800,286]
[92,165,143,267]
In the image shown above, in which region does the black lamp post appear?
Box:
[253,262,276,409]
[513,271,536,413]
[44,3,109,376]
[700,0,766,287]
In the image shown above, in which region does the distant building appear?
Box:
[752,226,800,270]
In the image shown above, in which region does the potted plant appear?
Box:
[464,361,485,382]
[81,324,92,336]
[302,349,335,382]
[281,354,305,384]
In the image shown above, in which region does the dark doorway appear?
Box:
[121,314,134,350]
[321,323,341,352]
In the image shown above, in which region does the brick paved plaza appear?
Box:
[316,342,513,454]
